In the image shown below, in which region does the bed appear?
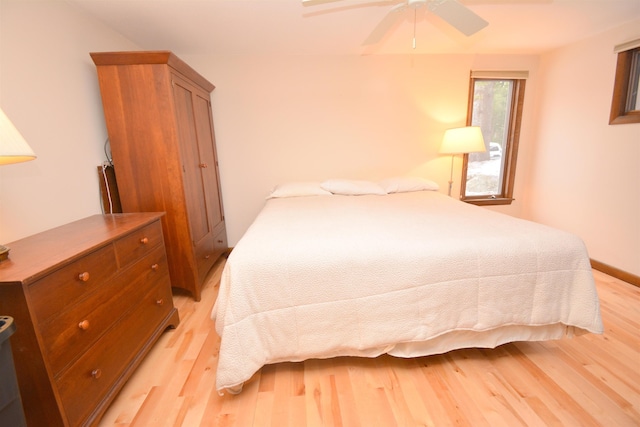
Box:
[211,177,603,394]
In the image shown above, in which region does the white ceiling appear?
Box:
[68,0,640,55]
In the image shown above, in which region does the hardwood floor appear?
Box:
[99,260,640,426]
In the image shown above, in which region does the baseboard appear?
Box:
[590,259,640,287]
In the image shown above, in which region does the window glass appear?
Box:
[625,49,640,112]
[465,79,513,197]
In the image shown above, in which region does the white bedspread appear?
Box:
[212,191,603,392]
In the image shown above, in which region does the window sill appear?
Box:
[462,197,514,206]
[609,110,640,125]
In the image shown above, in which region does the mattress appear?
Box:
[212,190,603,393]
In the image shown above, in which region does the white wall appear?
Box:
[524,18,640,276]
[0,0,140,243]
[184,53,539,244]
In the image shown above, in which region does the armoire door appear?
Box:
[192,89,224,232]
[171,76,214,253]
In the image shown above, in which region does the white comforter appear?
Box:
[212,191,603,392]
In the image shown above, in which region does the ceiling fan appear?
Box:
[302,0,489,48]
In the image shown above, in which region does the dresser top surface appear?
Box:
[0,213,164,284]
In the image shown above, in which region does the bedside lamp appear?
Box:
[439,126,485,197]
[0,108,37,261]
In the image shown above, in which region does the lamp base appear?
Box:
[0,245,9,262]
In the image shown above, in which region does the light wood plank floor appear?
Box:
[99,260,640,426]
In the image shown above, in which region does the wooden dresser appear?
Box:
[91,51,228,301]
[0,213,179,427]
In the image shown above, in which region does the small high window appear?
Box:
[461,71,527,205]
[610,40,640,125]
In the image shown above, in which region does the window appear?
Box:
[610,41,640,125]
[461,72,527,205]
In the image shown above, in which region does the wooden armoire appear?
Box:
[91,51,227,301]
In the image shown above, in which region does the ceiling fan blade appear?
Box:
[362,3,407,46]
[303,0,403,17]
[428,0,488,36]
[302,0,344,6]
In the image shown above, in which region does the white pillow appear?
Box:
[267,181,332,199]
[378,176,439,193]
[320,179,387,196]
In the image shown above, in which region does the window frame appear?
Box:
[610,46,640,125]
[460,75,526,205]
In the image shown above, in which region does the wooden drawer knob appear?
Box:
[156,299,164,306]
[140,237,149,245]
[199,163,208,168]
[204,254,210,260]
[151,263,159,271]
[91,369,102,379]
[78,320,90,330]
[78,272,90,282]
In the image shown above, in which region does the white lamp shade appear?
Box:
[0,108,36,165]
[439,126,486,154]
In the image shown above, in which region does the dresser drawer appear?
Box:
[55,266,174,426]
[195,229,227,284]
[115,220,164,269]
[195,235,217,286]
[213,228,227,255]
[29,245,118,324]
[42,247,170,376]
